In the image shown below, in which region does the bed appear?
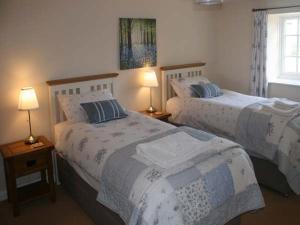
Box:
[161,63,299,196]
[46,73,264,225]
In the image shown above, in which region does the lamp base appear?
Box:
[25,135,38,145]
[146,106,157,113]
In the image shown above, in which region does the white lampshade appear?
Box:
[18,87,39,110]
[143,71,159,88]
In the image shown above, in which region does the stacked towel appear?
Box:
[259,99,300,145]
[261,99,300,117]
[274,99,299,110]
[136,132,238,169]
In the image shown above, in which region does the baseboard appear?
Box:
[0,190,7,201]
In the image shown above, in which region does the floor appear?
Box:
[0,186,299,225]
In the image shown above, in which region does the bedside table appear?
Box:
[140,111,172,122]
[0,136,56,217]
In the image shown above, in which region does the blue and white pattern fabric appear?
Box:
[191,83,223,98]
[170,76,211,98]
[166,91,300,194]
[236,100,300,194]
[55,111,265,225]
[250,11,268,97]
[98,127,264,225]
[81,99,127,124]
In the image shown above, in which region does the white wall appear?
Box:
[213,0,300,99]
[0,0,217,199]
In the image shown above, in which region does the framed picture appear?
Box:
[119,18,157,70]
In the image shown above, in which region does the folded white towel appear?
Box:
[137,132,238,169]
[262,102,300,117]
[274,99,299,110]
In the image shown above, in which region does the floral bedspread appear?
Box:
[55,111,264,225]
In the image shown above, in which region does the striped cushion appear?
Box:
[80,99,128,124]
[190,83,223,98]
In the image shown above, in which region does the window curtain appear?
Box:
[250,11,268,97]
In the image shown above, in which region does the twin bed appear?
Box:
[161,63,300,196]
[47,73,264,225]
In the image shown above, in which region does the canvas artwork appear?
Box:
[119,18,157,70]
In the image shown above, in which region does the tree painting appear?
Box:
[120,18,157,70]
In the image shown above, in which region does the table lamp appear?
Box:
[18,87,39,144]
[143,71,158,113]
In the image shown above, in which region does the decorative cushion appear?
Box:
[57,90,113,123]
[190,83,223,98]
[80,99,128,124]
[170,76,210,98]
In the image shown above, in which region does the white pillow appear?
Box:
[57,90,113,123]
[170,76,210,98]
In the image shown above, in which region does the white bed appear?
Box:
[161,63,300,195]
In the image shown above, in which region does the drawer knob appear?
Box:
[26,160,37,167]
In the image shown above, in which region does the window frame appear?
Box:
[279,15,300,80]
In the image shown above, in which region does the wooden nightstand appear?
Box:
[0,136,56,217]
[140,111,172,122]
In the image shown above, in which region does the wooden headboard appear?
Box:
[160,63,206,112]
[46,73,118,133]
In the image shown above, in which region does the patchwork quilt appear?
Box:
[236,100,300,194]
[167,92,300,194]
[55,112,264,225]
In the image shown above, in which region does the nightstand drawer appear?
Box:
[13,151,49,176]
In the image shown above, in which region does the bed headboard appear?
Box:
[46,73,119,133]
[160,63,206,112]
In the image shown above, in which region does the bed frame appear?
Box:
[161,62,206,112]
[160,63,293,196]
[47,73,118,133]
[46,72,242,225]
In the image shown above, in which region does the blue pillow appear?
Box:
[80,99,128,124]
[191,83,223,98]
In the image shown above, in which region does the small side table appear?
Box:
[139,111,172,122]
[0,136,56,216]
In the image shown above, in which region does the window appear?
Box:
[267,12,300,83]
[280,16,300,79]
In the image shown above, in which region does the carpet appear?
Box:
[0,186,299,225]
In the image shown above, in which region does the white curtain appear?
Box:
[250,11,268,97]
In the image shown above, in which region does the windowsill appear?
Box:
[269,78,300,87]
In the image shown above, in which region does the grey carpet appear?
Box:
[0,186,299,225]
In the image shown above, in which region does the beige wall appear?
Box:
[213,0,300,101]
[2,0,300,200]
[0,0,217,197]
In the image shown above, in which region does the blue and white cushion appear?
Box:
[57,90,113,123]
[170,77,211,98]
[191,83,223,98]
[80,99,128,124]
